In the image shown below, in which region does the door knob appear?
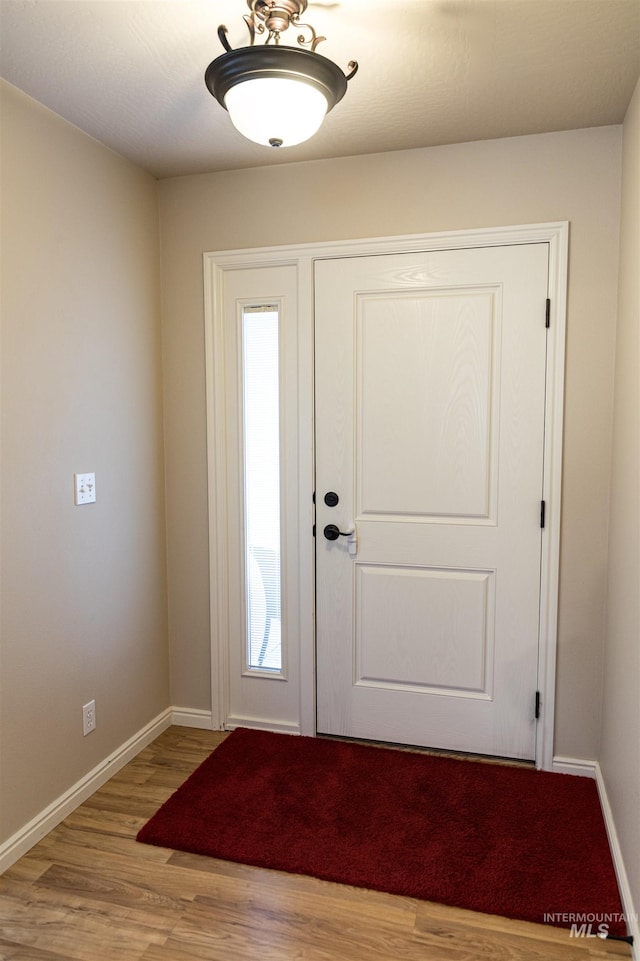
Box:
[323,523,358,555]
[324,523,345,540]
[323,523,355,540]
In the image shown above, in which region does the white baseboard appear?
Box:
[0,707,173,875]
[225,714,300,735]
[552,755,597,778]
[594,761,639,958]
[0,706,220,875]
[553,755,637,955]
[171,707,215,729]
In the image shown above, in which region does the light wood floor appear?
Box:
[0,726,632,961]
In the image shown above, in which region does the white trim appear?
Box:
[207,264,304,729]
[296,255,317,737]
[535,224,569,772]
[595,762,639,957]
[172,707,215,730]
[203,223,569,267]
[224,714,301,735]
[552,757,639,955]
[204,259,229,732]
[0,708,173,875]
[551,756,597,778]
[204,222,568,770]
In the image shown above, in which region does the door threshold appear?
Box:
[316,732,535,769]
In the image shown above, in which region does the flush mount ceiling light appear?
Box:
[204,0,358,148]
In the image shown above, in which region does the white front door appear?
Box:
[315,243,549,760]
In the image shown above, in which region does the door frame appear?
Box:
[203,222,568,770]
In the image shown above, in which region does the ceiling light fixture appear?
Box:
[205,0,358,149]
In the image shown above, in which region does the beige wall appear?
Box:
[159,125,622,760]
[601,78,640,924]
[0,82,169,842]
[0,75,630,849]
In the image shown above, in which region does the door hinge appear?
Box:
[545,298,551,328]
[540,500,546,529]
[535,691,541,720]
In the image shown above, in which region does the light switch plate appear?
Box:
[74,472,96,505]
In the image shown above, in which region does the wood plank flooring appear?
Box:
[0,726,632,961]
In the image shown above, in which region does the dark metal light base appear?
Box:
[205,44,350,113]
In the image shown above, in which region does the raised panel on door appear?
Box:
[358,288,499,521]
[315,244,549,760]
[356,565,495,697]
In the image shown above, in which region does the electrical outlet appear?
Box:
[82,699,96,736]
[74,472,96,506]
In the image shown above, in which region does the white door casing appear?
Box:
[208,263,304,734]
[315,244,550,760]
[203,223,568,769]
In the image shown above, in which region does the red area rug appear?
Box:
[137,728,626,937]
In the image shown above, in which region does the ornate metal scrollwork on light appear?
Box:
[205,0,358,148]
[240,0,326,53]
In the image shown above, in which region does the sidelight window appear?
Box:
[241,306,282,674]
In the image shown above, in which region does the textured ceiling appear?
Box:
[0,0,639,179]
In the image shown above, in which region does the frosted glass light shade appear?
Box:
[225,77,328,147]
[205,46,352,150]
